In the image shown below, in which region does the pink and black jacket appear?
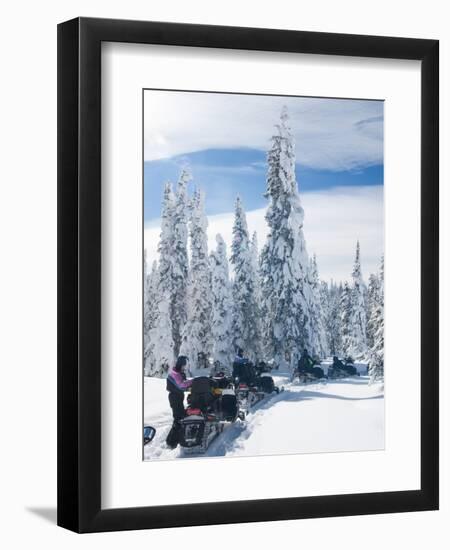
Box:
[166,367,192,395]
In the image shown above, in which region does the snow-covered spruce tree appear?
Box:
[340,281,353,358]
[210,234,234,368]
[180,190,212,372]
[327,281,343,356]
[366,272,380,350]
[319,280,331,355]
[308,255,328,358]
[143,257,159,376]
[260,106,312,369]
[230,197,262,362]
[250,231,263,361]
[348,240,368,360]
[171,169,191,357]
[143,249,150,346]
[368,256,384,384]
[147,290,174,377]
[145,183,176,377]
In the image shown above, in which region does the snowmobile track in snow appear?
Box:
[143,374,383,460]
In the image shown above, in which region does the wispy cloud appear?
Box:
[144,91,383,172]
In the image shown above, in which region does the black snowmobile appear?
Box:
[234,361,281,412]
[327,357,360,379]
[179,376,243,454]
[292,356,327,384]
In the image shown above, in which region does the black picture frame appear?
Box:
[57,17,439,533]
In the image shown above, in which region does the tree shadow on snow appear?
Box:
[294,389,383,402]
[327,377,370,386]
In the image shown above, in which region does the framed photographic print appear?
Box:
[57,17,439,533]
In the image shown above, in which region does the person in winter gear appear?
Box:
[165,356,193,449]
[332,355,345,369]
[297,348,314,373]
[232,348,255,386]
[327,355,346,379]
[232,348,247,375]
[166,355,192,419]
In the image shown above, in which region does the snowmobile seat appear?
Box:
[191,376,214,393]
[190,377,216,411]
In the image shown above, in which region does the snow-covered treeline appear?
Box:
[144,108,384,381]
[321,244,384,374]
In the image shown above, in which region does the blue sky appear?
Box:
[144,148,383,221]
[143,90,384,281]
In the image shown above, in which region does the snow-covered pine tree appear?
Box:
[210,234,234,368]
[146,183,176,376]
[147,290,174,377]
[366,272,380,350]
[348,240,368,360]
[171,169,190,356]
[180,190,212,372]
[157,181,176,294]
[319,280,331,355]
[230,197,261,362]
[260,106,312,369]
[143,257,159,375]
[250,231,263,361]
[143,248,150,342]
[327,281,343,356]
[368,256,384,383]
[308,255,328,358]
[340,281,353,358]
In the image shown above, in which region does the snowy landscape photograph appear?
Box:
[143,90,385,461]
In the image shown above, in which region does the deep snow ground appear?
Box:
[143,372,384,461]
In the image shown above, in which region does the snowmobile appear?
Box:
[292,360,327,385]
[234,366,282,412]
[327,359,360,379]
[179,376,243,454]
[327,365,348,379]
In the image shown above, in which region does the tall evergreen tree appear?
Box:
[145,183,176,377]
[260,106,312,369]
[327,281,343,356]
[340,281,353,358]
[143,257,159,375]
[171,169,190,356]
[348,240,368,359]
[147,290,174,377]
[157,182,176,299]
[210,234,234,367]
[308,255,328,358]
[231,197,261,361]
[319,280,331,355]
[250,231,263,361]
[180,190,212,371]
[369,256,384,383]
[366,272,380,350]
